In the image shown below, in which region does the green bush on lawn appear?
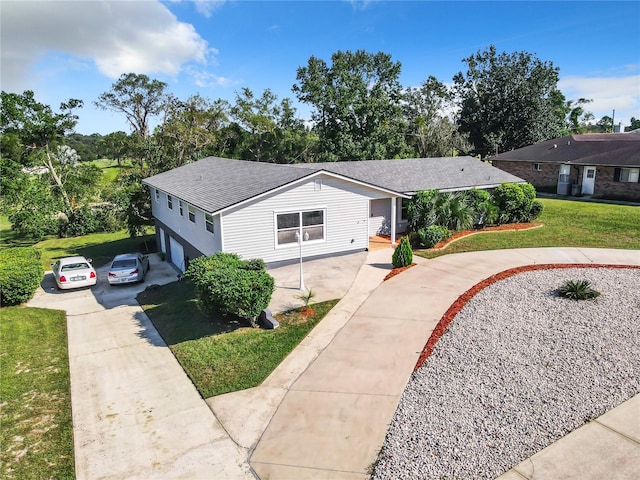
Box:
[186,252,275,326]
[0,247,44,306]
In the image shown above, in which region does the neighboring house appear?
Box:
[491,134,640,202]
[142,156,524,270]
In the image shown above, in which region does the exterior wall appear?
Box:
[150,187,222,263]
[592,166,640,201]
[221,175,390,263]
[154,219,202,271]
[492,160,570,192]
[370,199,390,235]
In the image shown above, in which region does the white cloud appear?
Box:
[0,0,211,91]
[559,74,640,126]
[193,0,226,18]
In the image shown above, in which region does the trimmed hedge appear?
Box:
[186,252,274,326]
[0,247,44,306]
[418,225,451,248]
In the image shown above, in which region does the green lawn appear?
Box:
[35,230,155,269]
[0,214,32,247]
[416,198,640,259]
[138,281,339,398]
[0,307,74,480]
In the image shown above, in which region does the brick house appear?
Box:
[491,133,640,202]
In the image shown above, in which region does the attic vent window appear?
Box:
[534,163,542,171]
[314,179,322,191]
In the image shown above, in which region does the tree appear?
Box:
[403,76,471,157]
[453,45,565,157]
[94,73,168,139]
[155,94,228,169]
[564,98,594,134]
[625,117,640,132]
[596,115,614,133]
[293,50,410,161]
[97,131,134,166]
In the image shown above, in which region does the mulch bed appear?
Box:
[414,263,640,372]
[383,263,416,281]
[432,222,543,250]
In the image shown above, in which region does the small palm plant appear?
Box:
[295,288,316,315]
[558,279,601,300]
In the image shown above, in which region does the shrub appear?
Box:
[392,236,413,268]
[418,225,450,248]
[186,252,275,326]
[0,247,44,306]
[492,182,539,224]
[407,189,439,231]
[528,200,544,221]
[60,205,101,237]
[558,279,601,301]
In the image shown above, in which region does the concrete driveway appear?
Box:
[28,254,253,480]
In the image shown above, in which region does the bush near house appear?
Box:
[407,183,543,241]
[392,236,413,267]
[0,247,44,306]
[186,252,274,327]
[418,225,451,248]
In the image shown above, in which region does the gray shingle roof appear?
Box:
[491,134,640,167]
[143,156,524,214]
[295,157,524,194]
[143,157,317,214]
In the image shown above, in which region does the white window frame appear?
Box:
[188,205,196,223]
[154,189,160,202]
[558,164,571,183]
[620,167,639,183]
[274,208,326,248]
[400,198,409,221]
[205,213,214,233]
[534,163,542,171]
[167,195,173,210]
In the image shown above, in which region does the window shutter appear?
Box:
[613,168,621,182]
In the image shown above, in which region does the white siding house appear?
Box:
[143,156,525,269]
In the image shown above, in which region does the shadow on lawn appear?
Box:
[137,280,251,345]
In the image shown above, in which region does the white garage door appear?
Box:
[169,236,185,272]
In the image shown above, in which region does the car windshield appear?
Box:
[61,263,90,271]
[112,259,137,269]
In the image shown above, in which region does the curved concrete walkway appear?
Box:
[248,247,640,479]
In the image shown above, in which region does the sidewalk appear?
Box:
[247,247,640,479]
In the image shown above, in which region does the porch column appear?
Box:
[390,196,397,245]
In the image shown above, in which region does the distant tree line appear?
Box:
[1,45,635,240]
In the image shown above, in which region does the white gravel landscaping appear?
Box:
[372,267,640,480]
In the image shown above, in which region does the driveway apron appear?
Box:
[250,247,640,479]
[28,256,253,480]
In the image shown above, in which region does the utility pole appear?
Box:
[612,109,615,133]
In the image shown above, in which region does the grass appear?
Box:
[34,230,155,269]
[138,281,339,398]
[0,214,32,247]
[416,198,640,259]
[0,307,74,480]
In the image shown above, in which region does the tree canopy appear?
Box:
[453,45,566,157]
[293,49,410,161]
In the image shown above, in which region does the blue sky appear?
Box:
[2,0,639,136]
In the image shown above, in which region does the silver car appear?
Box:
[51,256,98,290]
[108,253,150,285]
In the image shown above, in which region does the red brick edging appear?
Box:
[414,263,640,371]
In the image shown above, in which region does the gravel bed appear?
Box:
[372,267,640,480]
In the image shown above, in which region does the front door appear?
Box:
[582,166,596,195]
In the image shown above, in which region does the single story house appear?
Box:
[142,156,524,270]
[491,133,640,202]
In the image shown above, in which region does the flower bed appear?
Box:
[432,222,543,250]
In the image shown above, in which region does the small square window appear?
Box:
[205,214,214,233]
[188,205,196,223]
[167,195,173,210]
[534,163,542,171]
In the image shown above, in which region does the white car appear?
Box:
[107,253,150,285]
[51,256,97,290]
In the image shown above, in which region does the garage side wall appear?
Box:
[222,175,390,263]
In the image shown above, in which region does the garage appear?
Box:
[169,236,185,272]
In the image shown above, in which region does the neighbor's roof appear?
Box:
[295,157,524,194]
[143,156,524,214]
[491,134,640,167]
